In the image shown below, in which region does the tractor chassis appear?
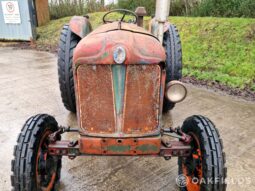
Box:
[48,126,192,160]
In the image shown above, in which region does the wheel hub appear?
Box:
[182,133,203,191]
[36,131,58,190]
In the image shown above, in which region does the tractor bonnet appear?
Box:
[73,22,166,66]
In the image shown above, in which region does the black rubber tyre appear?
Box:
[11,114,62,191]
[178,115,227,191]
[163,24,183,113]
[58,24,80,113]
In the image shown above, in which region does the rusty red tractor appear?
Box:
[11,1,227,191]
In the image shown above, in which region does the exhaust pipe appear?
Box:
[155,0,171,43]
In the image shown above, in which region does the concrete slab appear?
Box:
[0,47,254,191]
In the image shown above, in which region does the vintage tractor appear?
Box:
[11,0,227,190]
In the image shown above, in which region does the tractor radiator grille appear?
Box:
[76,64,161,136]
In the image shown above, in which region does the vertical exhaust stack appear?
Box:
[135,7,147,27]
[155,0,171,43]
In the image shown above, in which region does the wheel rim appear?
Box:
[36,131,58,191]
[182,132,203,191]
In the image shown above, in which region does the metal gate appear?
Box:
[0,0,36,41]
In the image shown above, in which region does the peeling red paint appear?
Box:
[73,22,165,66]
[69,16,93,38]
[79,136,161,155]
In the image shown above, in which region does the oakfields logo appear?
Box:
[176,174,187,188]
[176,174,252,187]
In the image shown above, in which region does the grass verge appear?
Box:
[37,13,255,92]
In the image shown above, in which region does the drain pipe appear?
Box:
[155,0,171,43]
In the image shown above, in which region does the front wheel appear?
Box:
[11,114,62,191]
[178,115,227,191]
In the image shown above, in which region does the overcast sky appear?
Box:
[49,0,118,5]
[105,0,118,5]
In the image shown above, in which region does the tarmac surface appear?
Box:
[0,47,254,191]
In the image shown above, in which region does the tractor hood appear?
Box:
[73,22,166,66]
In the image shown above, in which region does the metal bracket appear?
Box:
[161,127,192,144]
[48,141,80,159]
[160,140,192,160]
[48,126,79,143]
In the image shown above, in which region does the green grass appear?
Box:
[170,17,255,90]
[37,16,72,47]
[37,13,255,90]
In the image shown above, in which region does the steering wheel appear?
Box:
[103,9,138,24]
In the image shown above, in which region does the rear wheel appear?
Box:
[178,115,227,191]
[58,24,80,113]
[11,114,62,191]
[163,24,182,113]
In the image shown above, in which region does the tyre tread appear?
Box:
[163,24,182,113]
[57,24,80,113]
[179,115,227,191]
[11,114,60,191]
